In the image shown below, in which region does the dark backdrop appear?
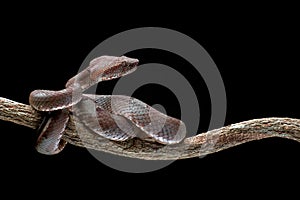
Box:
[1,6,299,198]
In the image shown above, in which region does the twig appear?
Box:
[1,97,299,160]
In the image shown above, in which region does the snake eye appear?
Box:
[120,56,139,66]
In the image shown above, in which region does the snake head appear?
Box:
[65,56,139,91]
[89,55,139,81]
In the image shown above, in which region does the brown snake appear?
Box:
[29,56,186,155]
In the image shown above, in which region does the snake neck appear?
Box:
[29,84,82,112]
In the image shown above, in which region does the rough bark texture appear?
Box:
[1,97,299,160]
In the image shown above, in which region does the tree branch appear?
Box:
[1,97,299,160]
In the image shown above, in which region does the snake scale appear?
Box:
[29,56,186,155]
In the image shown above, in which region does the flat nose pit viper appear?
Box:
[29,56,186,155]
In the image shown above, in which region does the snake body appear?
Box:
[29,56,186,155]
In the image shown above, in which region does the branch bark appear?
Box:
[1,97,299,160]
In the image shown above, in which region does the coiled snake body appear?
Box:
[29,56,186,155]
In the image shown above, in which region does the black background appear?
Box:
[1,5,299,198]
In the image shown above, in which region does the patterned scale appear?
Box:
[29,84,82,111]
[75,94,186,144]
[36,110,69,154]
[73,96,139,141]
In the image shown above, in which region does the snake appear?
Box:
[29,56,186,155]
